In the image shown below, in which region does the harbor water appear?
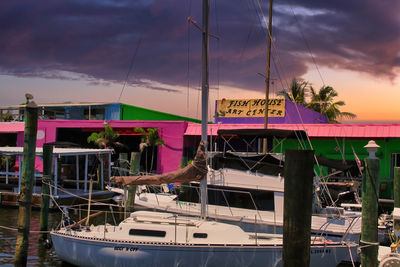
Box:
[0,208,64,266]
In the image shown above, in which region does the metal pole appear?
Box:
[76,155,79,190]
[18,156,22,193]
[54,157,58,196]
[282,149,314,267]
[39,143,53,241]
[84,154,88,192]
[100,155,104,190]
[14,102,38,266]
[263,0,273,154]
[200,0,210,220]
[5,156,8,184]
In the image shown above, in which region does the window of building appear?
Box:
[390,153,400,179]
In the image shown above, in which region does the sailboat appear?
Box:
[50,1,358,266]
[130,128,363,243]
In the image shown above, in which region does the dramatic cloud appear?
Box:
[0,0,398,95]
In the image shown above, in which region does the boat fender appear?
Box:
[44,238,52,249]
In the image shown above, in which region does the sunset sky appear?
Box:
[0,0,399,122]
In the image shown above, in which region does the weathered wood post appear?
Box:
[361,140,380,267]
[126,152,140,212]
[118,153,129,218]
[39,143,53,241]
[394,167,400,208]
[282,149,314,267]
[14,101,38,266]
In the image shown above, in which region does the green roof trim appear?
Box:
[120,103,201,123]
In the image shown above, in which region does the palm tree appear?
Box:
[87,124,125,151]
[134,127,165,173]
[278,78,308,106]
[307,85,356,123]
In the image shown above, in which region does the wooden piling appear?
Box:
[14,102,38,266]
[282,149,314,267]
[394,167,400,208]
[39,143,53,241]
[126,152,140,212]
[361,158,379,267]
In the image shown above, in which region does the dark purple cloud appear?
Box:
[0,0,398,95]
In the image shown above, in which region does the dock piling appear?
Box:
[14,101,38,266]
[126,152,140,212]
[282,149,314,267]
[361,140,380,267]
[39,143,53,241]
[394,167,400,208]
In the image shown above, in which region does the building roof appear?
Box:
[0,147,113,156]
[0,122,25,133]
[0,101,114,109]
[185,123,400,138]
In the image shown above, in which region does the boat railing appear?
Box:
[58,205,269,246]
[175,183,264,220]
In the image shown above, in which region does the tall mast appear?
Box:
[200,0,210,219]
[263,0,273,153]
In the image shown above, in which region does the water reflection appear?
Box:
[0,208,64,266]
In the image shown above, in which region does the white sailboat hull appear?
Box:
[51,232,356,267]
[134,191,361,242]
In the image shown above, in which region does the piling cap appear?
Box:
[364,140,380,158]
[364,140,380,149]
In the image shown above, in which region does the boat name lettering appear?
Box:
[310,248,330,254]
[114,246,139,252]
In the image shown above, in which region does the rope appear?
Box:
[347,243,356,267]
[0,225,51,234]
[358,239,380,251]
[42,181,118,207]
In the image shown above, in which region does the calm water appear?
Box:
[0,208,64,266]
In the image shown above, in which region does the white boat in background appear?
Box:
[133,166,362,242]
[51,210,357,267]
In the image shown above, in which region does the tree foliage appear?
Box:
[278,78,308,106]
[279,78,356,123]
[134,127,165,173]
[87,124,125,150]
[307,86,356,123]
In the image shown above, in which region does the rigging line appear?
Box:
[186,0,193,116]
[255,0,290,90]
[117,36,143,102]
[287,0,325,86]
[213,0,221,101]
[254,0,321,173]
[240,0,257,62]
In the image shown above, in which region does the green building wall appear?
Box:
[120,104,201,123]
[277,138,400,199]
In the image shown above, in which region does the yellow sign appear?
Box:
[216,98,285,118]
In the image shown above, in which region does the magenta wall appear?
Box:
[16,120,188,174]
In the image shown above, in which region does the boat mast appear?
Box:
[200,0,210,219]
[263,0,273,154]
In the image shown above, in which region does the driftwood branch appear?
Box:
[110,141,207,186]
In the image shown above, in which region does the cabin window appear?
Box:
[176,184,275,211]
[129,229,166,237]
[193,233,207,238]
